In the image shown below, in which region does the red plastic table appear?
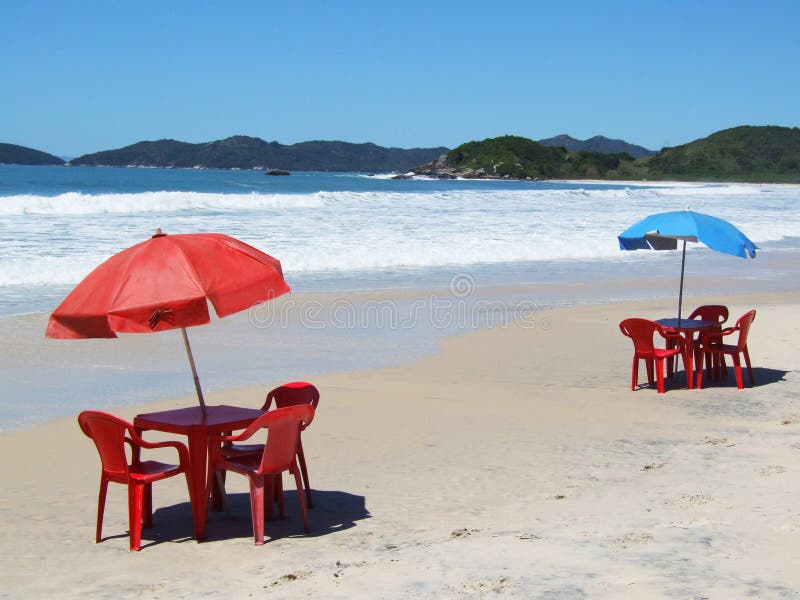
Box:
[134,404,265,541]
[656,318,720,389]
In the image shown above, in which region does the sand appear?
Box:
[1,291,798,598]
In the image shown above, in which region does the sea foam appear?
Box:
[1,183,799,290]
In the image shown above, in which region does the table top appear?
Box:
[655,318,720,331]
[134,404,265,434]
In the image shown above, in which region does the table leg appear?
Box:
[185,427,209,541]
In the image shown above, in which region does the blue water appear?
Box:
[1,164,799,431]
[0,163,632,196]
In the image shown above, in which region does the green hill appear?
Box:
[70,136,448,172]
[412,126,800,182]
[0,143,65,165]
[644,125,800,182]
[414,135,640,180]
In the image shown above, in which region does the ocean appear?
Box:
[2,164,799,430]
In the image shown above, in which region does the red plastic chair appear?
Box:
[208,404,316,545]
[77,410,191,552]
[697,310,756,390]
[222,381,319,507]
[619,318,686,393]
[688,305,729,380]
[665,305,729,378]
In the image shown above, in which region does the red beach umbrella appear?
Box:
[46,230,291,414]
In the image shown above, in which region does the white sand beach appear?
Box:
[1,289,798,598]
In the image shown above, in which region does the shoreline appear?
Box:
[4,258,799,433]
[1,290,798,597]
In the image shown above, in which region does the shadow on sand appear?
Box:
[695,366,789,389]
[635,366,789,392]
[131,489,370,549]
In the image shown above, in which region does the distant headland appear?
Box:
[0,143,65,166]
[71,136,447,173]
[2,126,798,182]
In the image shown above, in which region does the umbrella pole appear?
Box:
[181,327,207,416]
[677,239,687,325]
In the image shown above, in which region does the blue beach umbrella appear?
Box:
[618,210,757,322]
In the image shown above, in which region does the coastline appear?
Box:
[1,289,799,597]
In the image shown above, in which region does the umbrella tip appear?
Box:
[152,228,166,238]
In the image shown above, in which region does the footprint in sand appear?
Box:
[759,465,786,476]
[610,532,653,549]
[641,463,666,471]
[270,572,308,587]
[666,494,713,507]
[704,437,728,445]
[451,528,479,538]
[451,576,519,596]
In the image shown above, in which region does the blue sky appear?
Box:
[2,0,798,157]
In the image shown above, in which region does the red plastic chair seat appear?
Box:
[129,461,186,480]
[78,410,191,552]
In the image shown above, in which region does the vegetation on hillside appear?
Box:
[415,126,800,183]
[643,126,800,182]
[70,136,448,172]
[0,143,65,165]
[435,135,639,179]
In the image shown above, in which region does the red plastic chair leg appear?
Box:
[128,482,145,552]
[655,357,665,393]
[744,348,754,385]
[249,476,265,546]
[732,354,744,389]
[297,440,313,509]
[697,357,704,389]
[96,476,109,543]
[292,461,309,533]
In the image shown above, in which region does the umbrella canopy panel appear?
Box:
[618,210,757,259]
[46,232,291,339]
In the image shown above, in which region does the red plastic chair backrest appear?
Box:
[262,381,320,411]
[688,304,728,324]
[733,310,756,350]
[234,405,315,475]
[619,318,660,353]
[78,411,131,477]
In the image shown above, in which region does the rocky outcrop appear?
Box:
[411,152,536,180]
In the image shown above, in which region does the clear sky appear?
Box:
[2,0,798,157]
